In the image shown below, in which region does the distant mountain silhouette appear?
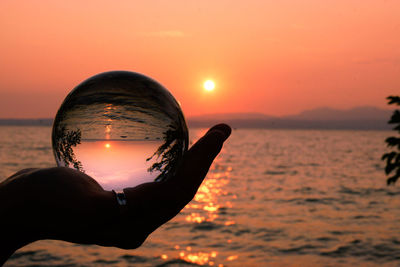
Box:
[286,106,391,121]
[189,112,276,121]
[0,118,53,126]
[0,106,393,130]
[187,106,393,130]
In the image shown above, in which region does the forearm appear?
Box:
[0,178,36,266]
[0,231,35,266]
[0,220,33,266]
[0,239,23,266]
[0,248,13,266]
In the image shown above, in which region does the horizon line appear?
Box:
[0,105,394,120]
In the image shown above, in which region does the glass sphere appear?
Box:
[52,71,188,190]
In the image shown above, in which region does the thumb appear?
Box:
[168,124,231,195]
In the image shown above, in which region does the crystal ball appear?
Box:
[52,71,188,190]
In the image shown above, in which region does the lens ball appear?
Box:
[52,71,188,190]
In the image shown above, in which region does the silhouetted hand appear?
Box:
[0,124,231,265]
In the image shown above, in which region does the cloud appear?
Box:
[143,30,185,38]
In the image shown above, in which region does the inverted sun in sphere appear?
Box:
[204,80,215,91]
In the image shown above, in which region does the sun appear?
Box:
[203,80,215,91]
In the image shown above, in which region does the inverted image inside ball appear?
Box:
[52,71,188,190]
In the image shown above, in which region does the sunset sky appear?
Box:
[0,0,399,118]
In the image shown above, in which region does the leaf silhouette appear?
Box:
[53,126,83,171]
[383,95,400,184]
[146,124,186,182]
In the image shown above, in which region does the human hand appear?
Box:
[0,124,231,264]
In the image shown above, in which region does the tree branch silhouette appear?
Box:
[54,126,83,171]
[382,96,400,185]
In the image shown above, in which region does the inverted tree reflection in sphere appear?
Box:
[52,71,188,190]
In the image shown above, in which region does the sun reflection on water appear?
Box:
[103,104,114,140]
[179,251,217,265]
[184,171,232,225]
[158,153,239,266]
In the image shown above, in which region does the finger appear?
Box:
[123,124,230,213]
[204,123,232,137]
[168,123,231,197]
[118,125,231,236]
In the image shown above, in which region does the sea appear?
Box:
[1,126,400,267]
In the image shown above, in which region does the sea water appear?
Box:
[1,127,400,266]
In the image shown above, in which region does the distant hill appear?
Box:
[0,118,53,126]
[286,106,392,121]
[0,106,394,130]
[187,106,394,130]
[189,112,276,121]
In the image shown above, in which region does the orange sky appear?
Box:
[0,0,399,118]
